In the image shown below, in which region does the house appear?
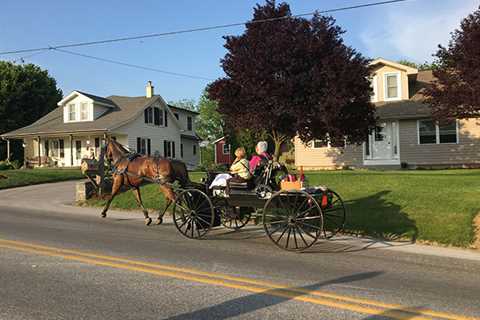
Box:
[1,81,201,169]
[295,58,480,169]
[213,136,232,165]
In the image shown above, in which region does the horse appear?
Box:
[101,138,191,226]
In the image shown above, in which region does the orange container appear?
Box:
[280,180,302,191]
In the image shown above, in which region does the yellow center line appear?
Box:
[0,238,476,320]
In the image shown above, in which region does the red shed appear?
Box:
[213,137,232,165]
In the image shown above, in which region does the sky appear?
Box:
[0,0,479,103]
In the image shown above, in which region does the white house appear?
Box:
[1,81,200,169]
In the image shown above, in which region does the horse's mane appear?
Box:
[111,139,131,154]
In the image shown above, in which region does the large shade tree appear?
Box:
[426,7,480,120]
[0,61,62,160]
[208,1,376,159]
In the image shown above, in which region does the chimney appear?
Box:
[146,81,154,98]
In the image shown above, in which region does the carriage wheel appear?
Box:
[263,190,323,252]
[321,190,346,239]
[173,189,214,239]
[220,204,252,230]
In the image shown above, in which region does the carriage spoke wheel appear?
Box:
[263,190,323,252]
[220,204,251,230]
[173,189,214,239]
[321,190,346,239]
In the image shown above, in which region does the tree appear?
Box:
[397,60,437,71]
[0,61,62,160]
[425,7,480,121]
[196,91,224,141]
[208,1,376,159]
[168,98,197,111]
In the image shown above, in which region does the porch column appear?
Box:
[37,136,41,166]
[70,134,74,166]
[6,139,10,161]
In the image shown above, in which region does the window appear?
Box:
[180,143,184,158]
[310,140,328,148]
[75,141,82,160]
[44,140,50,156]
[223,143,230,155]
[385,73,400,100]
[187,116,193,131]
[59,139,65,158]
[51,140,59,157]
[193,144,197,155]
[418,119,458,144]
[144,107,153,124]
[163,141,175,158]
[137,138,151,155]
[80,102,88,121]
[94,138,100,156]
[68,104,76,121]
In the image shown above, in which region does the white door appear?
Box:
[372,122,393,159]
[74,140,82,166]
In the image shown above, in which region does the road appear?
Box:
[0,182,479,320]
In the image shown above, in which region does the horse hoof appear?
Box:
[145,218,152,226]
[101,213,106,218]
[156,218,163,225]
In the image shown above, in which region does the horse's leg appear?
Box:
[101,175,123,218]
[132,186,152,226]
[156,185,176,225]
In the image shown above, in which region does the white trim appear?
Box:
[384,72,402,101]
[370,58,418,75]
[222,143,230,155]
[213,136,225,144]
[371,75,378,103]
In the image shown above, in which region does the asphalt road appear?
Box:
[0,183,480,319]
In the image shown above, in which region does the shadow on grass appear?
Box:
[344,191,418,242]
[165,271,383,320]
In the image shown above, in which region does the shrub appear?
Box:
[0,161,14,170]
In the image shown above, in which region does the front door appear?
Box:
[74,140,82,166]
[365,121,399,163]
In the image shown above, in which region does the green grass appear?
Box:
[0,168,84,190]
[84,169,480,247]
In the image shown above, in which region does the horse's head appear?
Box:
[104,138,128,164]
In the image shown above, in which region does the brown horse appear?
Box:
[101,138,191,225]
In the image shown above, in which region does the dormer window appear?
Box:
[80,102,89,121]
[68,104,76,121]
[145,106,163,126]
[187,116,193,131]
[385,73,401,100]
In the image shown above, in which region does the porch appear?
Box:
[18,133,127,168]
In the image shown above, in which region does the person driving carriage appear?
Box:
[249,141,272,174]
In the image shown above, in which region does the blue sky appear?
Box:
[1,0,478,103]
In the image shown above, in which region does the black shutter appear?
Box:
[147,139,151,156]
[154,108,160,126]
[164,110,168,127]
[193,145,197,155]
[94,138,100,148]
[172,141,176,158]
[144,109,148,123]
[137,137,141,153]
[180,144,184,158]
[59,139,65,158]
[164,141,167,157]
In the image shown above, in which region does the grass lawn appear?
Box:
[0,168,84,190]
[83,170,480,247]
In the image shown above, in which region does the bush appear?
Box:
[0,161,14,170]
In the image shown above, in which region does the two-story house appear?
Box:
[295,58,480,169]
[1,81,200,169]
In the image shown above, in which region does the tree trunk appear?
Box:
[271,130,286,161]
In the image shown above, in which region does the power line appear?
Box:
[53,48,215,81]
[0,0,410,56]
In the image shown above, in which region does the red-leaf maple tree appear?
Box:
[207,1,376,159]
[426,7,480,121]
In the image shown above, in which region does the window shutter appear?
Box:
[137,137,141,153]
[172,141,176,158]
[154,108,160,126]
[164,110,168,127]
[144,109,148,123]
[180,144,184,158]
[164,141,167,157]
[147,139,151,156]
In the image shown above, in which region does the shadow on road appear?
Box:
[164,271,383,320]
[361,306,428,320]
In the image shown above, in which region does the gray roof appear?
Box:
[76,91,116,107]
[1,94,159,138]
[375,100,431,120]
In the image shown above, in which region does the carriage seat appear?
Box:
[228,179,254,190]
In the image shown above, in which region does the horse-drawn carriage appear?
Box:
[94,139,346,252]
[170,159,346,252]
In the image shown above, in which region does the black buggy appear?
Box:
[171,160,346,252]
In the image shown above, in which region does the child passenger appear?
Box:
[229,147,252,182]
